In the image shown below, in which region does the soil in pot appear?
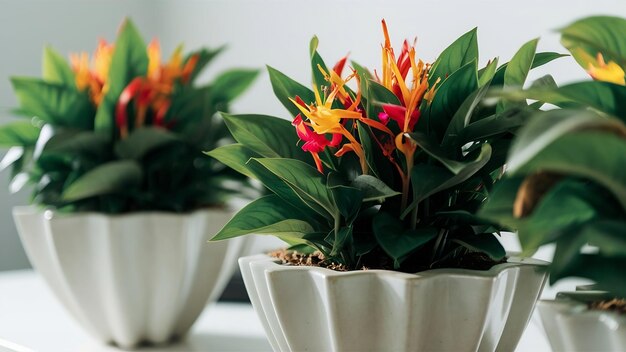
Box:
[589,298,626,314]
[269,248,506,273]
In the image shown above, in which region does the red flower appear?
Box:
[379,104,421,131]
[292,114,342,172]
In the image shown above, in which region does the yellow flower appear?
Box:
[588,53,626,85]
[290,71,362,135]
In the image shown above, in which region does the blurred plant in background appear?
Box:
[480,16,626,297]
[0,19,258,213]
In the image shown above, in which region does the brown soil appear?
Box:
[589,298,626,314]
[269,249,505,273]
[268,249,348,271]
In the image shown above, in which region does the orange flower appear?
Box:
[70,39,114,105]
[115,40,199,138]
[377,20,437,134]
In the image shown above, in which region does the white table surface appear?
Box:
[0,270,555,352]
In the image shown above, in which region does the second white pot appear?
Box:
[13,206,246,349]
[240,254,548,352]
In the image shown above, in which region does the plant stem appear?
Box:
[400,153,414,212]
[430,228,447,267]
[331,211,341,257]
[410,203,418,230]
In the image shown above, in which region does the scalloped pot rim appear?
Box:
[539,297,626,322]
[243,253,549,279]
[12,205,233,221]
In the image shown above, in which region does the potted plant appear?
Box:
[207,21,557,352]
[0,19,258,348]
[479,15,626,352]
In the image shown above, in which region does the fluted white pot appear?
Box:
[538,295,626,352]
[13,206,246,349]
[240,254,548,352]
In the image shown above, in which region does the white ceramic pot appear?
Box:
[240,254,548,352]
[13,206,246,349]
[538,295,626,352]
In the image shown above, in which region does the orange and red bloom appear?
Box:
[290,21,438,185]
[70,38,198,138]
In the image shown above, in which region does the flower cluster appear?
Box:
[2,19,257,213]
[70,39,199,138]
[211,19,557,271]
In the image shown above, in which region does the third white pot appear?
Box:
[538,294,626,352]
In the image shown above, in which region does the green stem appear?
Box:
[400,154,414,212]
[430,228,447,267]
[410,203,418,230]
[331,210,341,256]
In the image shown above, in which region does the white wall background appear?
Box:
[1,0,626,271]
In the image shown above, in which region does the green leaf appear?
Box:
[478,57,499,87]
[453,233,505,260]
[430,28,478,84]
[516,179,611,253]
[368,80,402,105]
[185,46,225,83]
[436,210,497,226]
[551,253,626,297]
[492,52,566,86]
[512,81,626,121]
[507,109,626,173]
[42,46,75,86]
[97,19,148,135]
[10,77,93,129]
[326,172,362,220]
[585,220,626,257]
[504,39,539,88]
[205,143,259,179]
[405,132,491,174]
[560,16,626,69]
[62,160,142,201]
[426,60,478,140]
[459,108,533,145]
[477,176,525,228]
[114,127,178,159]
[310,39,330,93]
[211,69,259,102]
[44,130,110,158]
[352,61,373,96]
[532,52,569,68]
[331,186,362,220]
[0,121,40,147]
[252,158,336,218]
[366,80,402,120]
[356,122,379,178]
[351,175,400,202]
[221,113,310,162]
[498,38,538,112]
[512,131,626,211]
[403,144,492,218]
[441,83,491,149]
[212,194,314,242]
[330,226,353,257]
[373,211,438,267]
[267,65,316,117]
